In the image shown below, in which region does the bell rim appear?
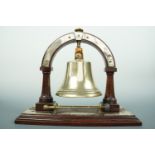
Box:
[56,90,102,98]
[67,60,91,64]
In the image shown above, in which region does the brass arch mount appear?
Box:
[36,28,119,112]
[41,28,117,70]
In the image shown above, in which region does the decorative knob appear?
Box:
[75,28,83,32]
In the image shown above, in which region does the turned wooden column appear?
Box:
[39,66,53,102]
[36,66,53,111]
[102,67,119,112]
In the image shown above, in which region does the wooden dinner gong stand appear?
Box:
[15,29,142,126]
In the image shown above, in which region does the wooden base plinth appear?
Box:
[15,106,142,126]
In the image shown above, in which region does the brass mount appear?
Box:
[43,104,104,111]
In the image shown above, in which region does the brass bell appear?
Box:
[56,47,102,98]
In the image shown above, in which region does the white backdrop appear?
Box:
[0,26,155,128]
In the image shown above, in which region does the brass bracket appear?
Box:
[42,103,120,112]
[43,104,104,111]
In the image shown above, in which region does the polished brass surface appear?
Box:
[56,59,102,97]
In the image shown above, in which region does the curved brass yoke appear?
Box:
[41,28,116,70]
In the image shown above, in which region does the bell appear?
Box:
[56,59,102,98]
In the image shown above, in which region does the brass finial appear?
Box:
[75,28,84,32]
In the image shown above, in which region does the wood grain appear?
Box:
[15,107,142,126]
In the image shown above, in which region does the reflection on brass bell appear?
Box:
[56,46,102,98]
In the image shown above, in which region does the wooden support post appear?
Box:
[102,67,120,112]
[36,67,54,111]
